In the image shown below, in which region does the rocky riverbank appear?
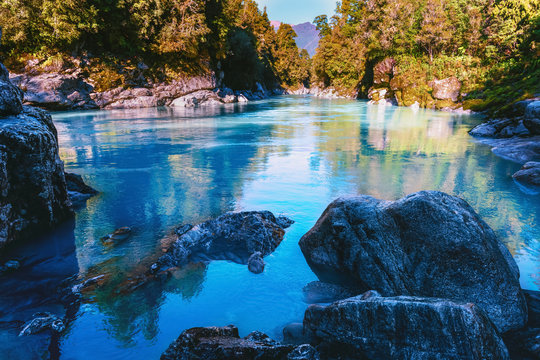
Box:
[0,59,98,251]
[0,62,74,250]
[161,191,538,360]
[469,98,540,190]
[9,66,282,111]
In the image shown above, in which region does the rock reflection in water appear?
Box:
[77,255,207,345]
[0,220,78,360]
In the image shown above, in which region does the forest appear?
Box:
[0,0,309,90]
[0,0,539,113]
[313,0,539,113]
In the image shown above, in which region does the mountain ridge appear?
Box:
[271,21,319,56]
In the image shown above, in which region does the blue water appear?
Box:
[3,96,540,359]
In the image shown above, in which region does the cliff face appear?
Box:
[0,62,72,250]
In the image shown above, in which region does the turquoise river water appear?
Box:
[1,96,538,359]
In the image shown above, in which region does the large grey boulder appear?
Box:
[0,64,23,116]
[154,211,293,271]
[430,77,461,102]
[299,191,527,333]
[513,161,540,187]
[487,136,540,163]
[161,325,317,360]
[523,100,540,135]
[0,106,73,250]
[303,291,510,360]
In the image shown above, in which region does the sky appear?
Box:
[255,0,336,25]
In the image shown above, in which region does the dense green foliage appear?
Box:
[312,0,540,112]
[0,0,309,90]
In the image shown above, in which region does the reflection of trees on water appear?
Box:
[307,103,538,263]
[55,103,281,274]
[81,256,207,343]
[54,104,288,345]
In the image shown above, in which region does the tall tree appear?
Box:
[416,0,454,61]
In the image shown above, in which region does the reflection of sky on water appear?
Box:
[49,96,538,359]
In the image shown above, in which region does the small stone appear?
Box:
[247,252,265,274]
[4,260,20,271]
[101,226,132,244]
[19,312,65,336]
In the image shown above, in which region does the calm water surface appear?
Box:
[8,96,540,359]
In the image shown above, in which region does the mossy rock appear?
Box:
[435,99,458,110]
[463,99,487,111]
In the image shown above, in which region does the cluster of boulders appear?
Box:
[170,85,282,108]
[161,191,538,360]
[470,98,540,139]
[151,211,294,274]
[469,98,540,189]
[9,59,281,110]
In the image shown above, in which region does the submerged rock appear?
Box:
[283,323,309,346]
[161,325,315,360]
[71,274,106,294]
[303,292,510,360]
[0,260,20,274]
[19,313,65,336]
[100,227,132,245]
[247,251,265,274]
[154,211,292,271]
[513,161,540,187]
[65,172,98,208]
[299,191,527,333]
[175,224,193,237]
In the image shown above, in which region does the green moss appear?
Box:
[462,99,487,111]
[435,99,457,109]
